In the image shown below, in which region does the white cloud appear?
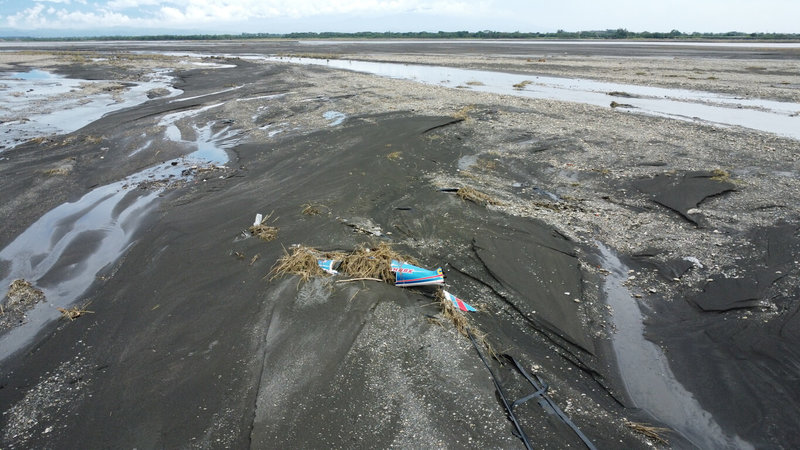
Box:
[2,0,798,33]
[3,0,491,30]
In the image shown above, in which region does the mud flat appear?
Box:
[1,41,799,448]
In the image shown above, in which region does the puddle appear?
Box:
[0,175,160,362]
[271,57,800,140]
[323,110,346,126]
[9,69,54,80]
[0,108,239,362]
[0,69,181,151]
[597,242,753,449]
[457,154,478,171]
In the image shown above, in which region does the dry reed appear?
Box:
[456,186,504,206]
[339,242,417,283]
[624,420,670,444]
[270,246,346,282]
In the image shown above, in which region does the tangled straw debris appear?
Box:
[249,212,279,242]
[339,242,418,283]
[456,186,504,206]
[624,420,670,444]
[57,303,94,321]
[270,245,347,282]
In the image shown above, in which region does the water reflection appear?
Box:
[273,57,800,140]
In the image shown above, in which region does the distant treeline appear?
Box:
[4,29,800,41]
[283,30,800,40]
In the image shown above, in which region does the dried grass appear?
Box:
[301,203,324,216]
[437,290,471,337]
[57,303,93,321]
[456,186,504,206]
[624,420,670,445]
[452,105,475,120]
[339,242,417,283]
[513,80,533,89]
[249,212,279,241]
[386,151,403,161]
[436,289,497,359]
[43,167,71,176]
[710,168,732,182]
[270,246,346,282]
[250,224,278,241]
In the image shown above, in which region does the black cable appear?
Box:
[467,328,597,450]
[467,329,533,450]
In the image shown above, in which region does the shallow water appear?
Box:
[0,69,180,151]
[0,106,240,362]
[272,57,800,140]
[323,110,346,126]
[597,242,753,449]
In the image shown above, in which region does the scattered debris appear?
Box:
[5,279,45,308]
[301,203,326,216]
[608,91,638,98]
[610,101,635,108]
[386,151,403,160]
[437,289,473,338]
[335,277,383,284]
[270,246,346,282]
[443,289,477,312]
[249,254,260,266]
[391,260,444,287]
[317,259,339,274]
[249,212,279,242]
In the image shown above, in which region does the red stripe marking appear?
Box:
[398,274,444,283]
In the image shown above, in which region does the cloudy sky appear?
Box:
[1,0,797,37]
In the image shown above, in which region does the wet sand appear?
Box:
[1,40,799,448]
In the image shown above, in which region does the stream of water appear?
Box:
[0,69,180,151]
[270,56,800,140]
[0,107,239,362]
[596,242,753,449]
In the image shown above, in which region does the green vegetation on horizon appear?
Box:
[3,29,800,41]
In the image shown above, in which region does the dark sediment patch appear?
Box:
[473,230,593,354]
[5,46,798,449]
[631,249,696,280]
[691,223,798,312]
[641,222,800,447]
[0,105,637,449]
[633,170,736,224]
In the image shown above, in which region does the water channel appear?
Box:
[269,56,800,140]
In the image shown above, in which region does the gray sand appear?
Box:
[1,41,799,449]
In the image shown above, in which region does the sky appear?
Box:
[0,0,797,37]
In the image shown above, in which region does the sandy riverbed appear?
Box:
[1,41,799,449]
